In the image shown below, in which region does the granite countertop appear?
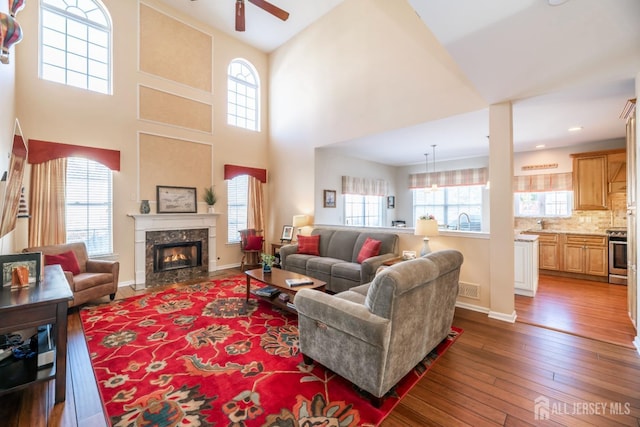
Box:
[518,229,607,236]
[515,234,539,242]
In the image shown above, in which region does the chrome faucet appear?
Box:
[457,212,470,230]
[537,218,544,230]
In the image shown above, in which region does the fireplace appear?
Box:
[154,241,202,273]
[144,228,209,286]
[130,213,218,289]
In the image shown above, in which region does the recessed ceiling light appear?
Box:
[548,0,569,5]
[568,126,583,132]
[535,144,545,149]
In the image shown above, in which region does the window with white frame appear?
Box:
[66,157,112,256]
[40,0,112,94]
[227,59,259,131]
[227,174,248,243]
[344,195,384,227]
[514,191,573,217]
[414,185,484,231]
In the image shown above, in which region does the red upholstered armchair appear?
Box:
[24,242,119,307]
[238,229,263,271]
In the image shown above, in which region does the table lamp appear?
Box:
[414,218,439,256]
[292,214,310,240]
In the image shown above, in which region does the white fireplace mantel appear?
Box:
[129,213,220,289]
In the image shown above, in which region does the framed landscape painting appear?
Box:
[156,186,197,213]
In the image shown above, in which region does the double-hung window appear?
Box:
[513,173,573,218]
[344,194,384,227]
[40,0,112,94]
[414,185,484,231]
[227,174,248,243]
[66,157,112,256]
[342,176,388,227]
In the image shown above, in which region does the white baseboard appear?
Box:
[488,310,517,323]
[455,301,489,314]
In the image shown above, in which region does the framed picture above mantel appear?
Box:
[156,186,197,213]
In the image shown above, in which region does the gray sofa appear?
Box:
[279,228,399,293]
[294,249,462,406]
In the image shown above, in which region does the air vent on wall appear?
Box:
[458,281,480,299]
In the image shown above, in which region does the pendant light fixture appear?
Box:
[431,144,438,192]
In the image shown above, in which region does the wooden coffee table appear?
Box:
[244,268,326,313]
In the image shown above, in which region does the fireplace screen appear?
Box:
[154,241,202,273]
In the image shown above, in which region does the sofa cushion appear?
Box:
[298,234,320,255]
[306,257,343,275]
[45,250,81,275]
[331,262,362,282]
[284,254,315,271]
[357,237,381,263]
[325,231,359,261]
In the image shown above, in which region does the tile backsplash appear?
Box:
[514,200,627,233]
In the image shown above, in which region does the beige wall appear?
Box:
[13,0,270,282]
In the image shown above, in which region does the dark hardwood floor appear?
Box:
[516,274,637,348]
[2,269,639,426]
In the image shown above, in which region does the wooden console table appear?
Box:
[0,265,73,403]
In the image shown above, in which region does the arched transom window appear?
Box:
[227,58,260,131]
[40,0,112,94]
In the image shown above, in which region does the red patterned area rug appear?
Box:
[80,275,462,426]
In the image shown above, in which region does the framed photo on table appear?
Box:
[281,225,294,242]
[156,186,197,213]
[324,190,336,208]
[0,252,42,287]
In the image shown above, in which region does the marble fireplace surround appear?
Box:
[129,213,219,290]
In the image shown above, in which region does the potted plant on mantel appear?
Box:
[203,186,217,213]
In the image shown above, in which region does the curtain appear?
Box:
[28,158,67,246]
[341,176,389,196]
[513,172,572,192]
[409,167,488,189]
[247,176,264,232]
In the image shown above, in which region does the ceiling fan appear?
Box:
[191,0,290,32]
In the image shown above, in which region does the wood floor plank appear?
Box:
[3,269,640,426]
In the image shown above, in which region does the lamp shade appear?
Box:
[292,215,310,228]
[415,218,439,236]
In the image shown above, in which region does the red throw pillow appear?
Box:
[357,237,382,263]
[245,235,263,251]
[45,250,81,275]
[297,234,320,256]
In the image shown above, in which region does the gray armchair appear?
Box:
[293,249,462,406]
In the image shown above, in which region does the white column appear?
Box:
[488,102,516,322]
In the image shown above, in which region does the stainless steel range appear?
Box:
[607,228,627,285]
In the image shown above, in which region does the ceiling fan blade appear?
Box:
[235,0,245,32]
[247,0,289,21]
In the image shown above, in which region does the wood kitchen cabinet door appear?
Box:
[572,155,607,210]
[563,234,608,277]
[563,242,585,274]
[527,232,561,271]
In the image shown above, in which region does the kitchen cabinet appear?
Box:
[607,151,627,194]
[572,153,608,210]
[525,232,561,271]
[515,235,539,297]
[563,234,608,277]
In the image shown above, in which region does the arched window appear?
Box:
[40,0,112,94]
[227,58,259,131]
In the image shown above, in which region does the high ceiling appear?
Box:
[159,0,640,165]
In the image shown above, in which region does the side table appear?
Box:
[0,265,73,403]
